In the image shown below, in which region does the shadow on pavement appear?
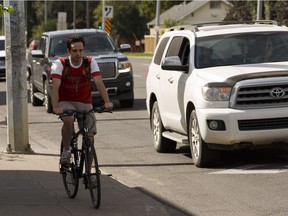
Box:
[0,169,190,216]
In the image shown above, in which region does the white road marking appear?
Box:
[209,164,288,175]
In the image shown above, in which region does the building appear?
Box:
[145,0,233,53]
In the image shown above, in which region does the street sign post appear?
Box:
[104,6,113,18]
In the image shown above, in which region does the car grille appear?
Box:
[238,117,288,131]
[230,78,288,131]
[231,81,288,109]
[97,61,117,79]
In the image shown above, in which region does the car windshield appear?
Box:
[195,32,288,68]
[49,34,116,57]
[0,40,5,51]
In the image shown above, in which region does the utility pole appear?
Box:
[102,0,105,30]
[4,0,31,153]
[73,0,76,29]
[155,0,160,49]
[44,0,47,24]
[257,0,263,20]
[86,0,89,28]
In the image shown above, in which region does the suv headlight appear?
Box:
[202,86,231,101]
[118,61,132,73]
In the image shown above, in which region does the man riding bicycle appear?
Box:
[50,35,113,164]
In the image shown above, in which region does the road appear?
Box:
[1,56,288,215]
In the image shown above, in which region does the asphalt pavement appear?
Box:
[0,113,189,216]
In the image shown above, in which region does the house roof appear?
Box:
[147,0,233,28]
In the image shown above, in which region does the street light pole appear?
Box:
[86,0,89,28]
[44,0,47,24]
[155,0,160,49]
[102,0,105,30]
[257,0,263,20]
[73,0,76,29]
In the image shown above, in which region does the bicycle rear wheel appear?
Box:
[84,141,101,208]
[60,140,79,198]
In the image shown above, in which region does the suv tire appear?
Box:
[44,80,53,113]
[29,79,42,106]
[188,110,219,168]
[151,101,176,153]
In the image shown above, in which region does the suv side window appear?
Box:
[154,37,170,65]
[38,36,47,54]
[166,36,190,65]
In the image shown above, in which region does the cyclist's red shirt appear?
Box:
[50,57,101,104]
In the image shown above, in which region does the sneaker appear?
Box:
[60,150,71,165]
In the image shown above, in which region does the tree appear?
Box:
[224,1,253,21]
[271,1,288,25]
[0,4,13,13]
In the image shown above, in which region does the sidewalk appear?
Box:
[0,122,189,216]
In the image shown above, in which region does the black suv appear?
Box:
[27,29,134,113]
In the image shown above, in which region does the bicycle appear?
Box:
[58,106,111,209]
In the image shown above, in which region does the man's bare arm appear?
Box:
[93,76,113,109]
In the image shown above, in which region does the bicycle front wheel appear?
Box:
[84,141,101,208]
[60,140,79,198]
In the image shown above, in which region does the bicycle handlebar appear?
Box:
[58,105,112,118]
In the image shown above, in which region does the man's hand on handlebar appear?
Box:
[53,107,64,115]
[104,102,113,110]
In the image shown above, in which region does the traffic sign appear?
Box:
[105,18,111,33]
[104,6,113,18]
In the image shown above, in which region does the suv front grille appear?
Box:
[238,117,288,131]
[97,61,117,79]
[231,81,288,109]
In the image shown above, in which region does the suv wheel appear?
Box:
[151,101,176,153]
[29,79,42,106]
[188,110,219,168]
[44,80,53,113]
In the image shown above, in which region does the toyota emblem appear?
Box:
[270,87,285,99]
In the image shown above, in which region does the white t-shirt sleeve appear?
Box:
[90,58,101,74]
[51,59,64,76]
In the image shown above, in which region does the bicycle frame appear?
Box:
[71,111,94,185]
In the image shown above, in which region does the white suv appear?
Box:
[146,21,288,167]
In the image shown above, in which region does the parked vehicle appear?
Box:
[146,20,288,167]
[0,36,5,78]
[27,29,134,113]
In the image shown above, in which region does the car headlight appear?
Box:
[202,86,231,101]
[118,61,132,73]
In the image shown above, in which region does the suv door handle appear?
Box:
[168,77,173,83]
[156,74,160,79]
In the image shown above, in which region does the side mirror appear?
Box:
[161,56,189,72]
[119,44,131,52]
[31,50,45,58]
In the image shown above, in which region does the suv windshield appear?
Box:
[49,34,116,57]
[195,32,288,68]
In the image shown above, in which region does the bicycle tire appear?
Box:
[84,140,101,208]
[60,140,79,198]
